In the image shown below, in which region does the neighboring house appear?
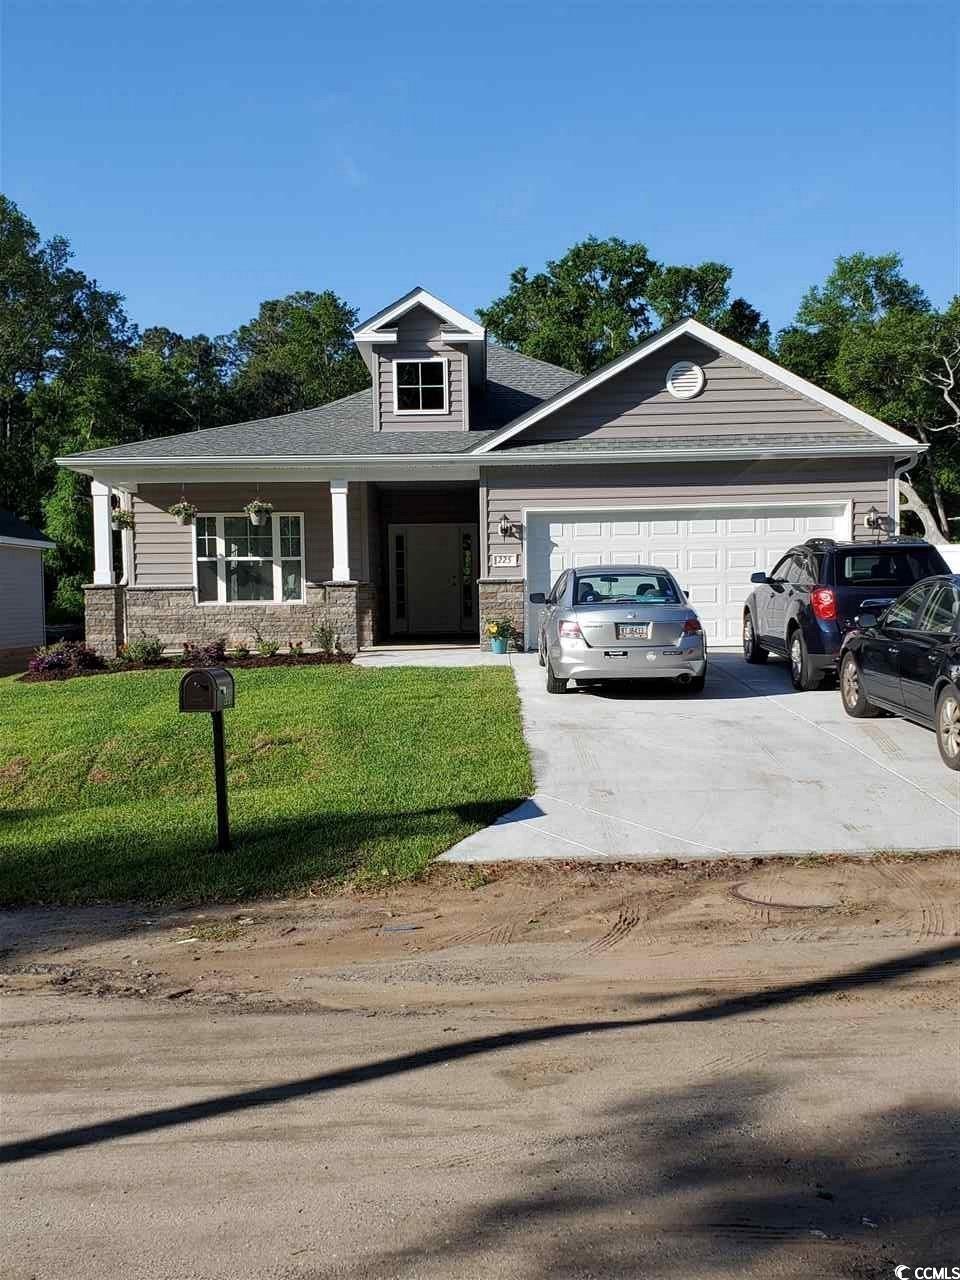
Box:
[58,287,923,656]
[0,511,54,673]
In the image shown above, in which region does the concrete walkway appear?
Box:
[354,643,511,668]
[440,651,960,862]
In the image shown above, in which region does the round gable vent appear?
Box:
[666,360,705,399]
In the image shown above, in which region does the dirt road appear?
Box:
[2,856,959,1278]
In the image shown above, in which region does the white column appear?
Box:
[119,489,134,585]
[330,479,352,581]
[91,479,115,585]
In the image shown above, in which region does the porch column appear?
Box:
[91,479,115,585]
[330,479,352,581]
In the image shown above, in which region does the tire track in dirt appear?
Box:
[586,902,643,955]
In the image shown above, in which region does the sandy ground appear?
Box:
[2,855,959,1279]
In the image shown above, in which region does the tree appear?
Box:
[775,254,956,539]
[479,238,769,374]
[228,290,368,420]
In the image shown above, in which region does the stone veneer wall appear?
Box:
[478,577,526,651]
[91,582,376,656]
[83,585,125,659]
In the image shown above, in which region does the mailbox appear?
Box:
[179,667,235,714]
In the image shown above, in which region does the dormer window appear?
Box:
[393,358,448,414]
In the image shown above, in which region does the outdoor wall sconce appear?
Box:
[865,504,895,542]
[498,513,517,540]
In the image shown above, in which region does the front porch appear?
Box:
[82,476,525,656]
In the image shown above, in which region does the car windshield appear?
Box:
[836,547,947,587]
[574,572,681,605]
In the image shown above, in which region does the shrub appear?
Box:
[29,641,104,675]
[182,637,226,666]
[288,640,304,656]
[311,618,338,654]
[233,643,251,659]
[118,633,165,665]
[253,630,280,657]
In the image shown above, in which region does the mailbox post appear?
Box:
[179,667,236,851]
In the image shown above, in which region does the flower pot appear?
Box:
[489,636,508,655]
[249,511,268,527]
[176,513,194,526]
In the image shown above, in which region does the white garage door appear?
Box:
[525,505,850,646]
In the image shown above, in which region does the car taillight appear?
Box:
[810,587,837,622]
[682,618,703,635]
[559,620,583,639]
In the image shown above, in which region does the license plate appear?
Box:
[616,623,650,639]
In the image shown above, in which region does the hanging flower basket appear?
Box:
[168,500,199,526]
[243,498,274,527]
[111,509,135,532]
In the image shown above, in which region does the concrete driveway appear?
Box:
[443,651,960,862]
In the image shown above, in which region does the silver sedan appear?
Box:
[530,564,708,694]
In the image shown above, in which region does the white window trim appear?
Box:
[193,512,305,605]
[392,357,449,416]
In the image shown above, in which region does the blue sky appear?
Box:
[3,0,956,340]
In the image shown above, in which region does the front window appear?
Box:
[394,359,447,413]
[194,513,305,604]
[574,572,682,606]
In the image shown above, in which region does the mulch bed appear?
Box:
[19,652,355,683]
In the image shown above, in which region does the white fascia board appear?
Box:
[0,534,55,550]
[353,287,484,340]
[353,329,398,344]
[473,317,919,453]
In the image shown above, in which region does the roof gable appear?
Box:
[472,318,919,453]
[353,287,484,342]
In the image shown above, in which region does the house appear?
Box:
[58,287,922,656]
[0,510,54,673]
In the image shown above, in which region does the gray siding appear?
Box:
[375,305,467,432]
[515,337,868,443]
[0,545,46,647]
[132,483,368,587]
[482,459,891,575]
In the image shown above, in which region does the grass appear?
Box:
[0,665,532,905]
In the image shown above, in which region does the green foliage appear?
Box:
[311,618,338,654]
[0,666,531,903]
[479,237,769,373]
[229,290,369,419]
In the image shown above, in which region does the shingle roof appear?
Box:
[60,344,580,463]
[0,510,53,545]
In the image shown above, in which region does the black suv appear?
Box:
[742,538,950,690]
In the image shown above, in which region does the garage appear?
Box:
[524,503,851,645]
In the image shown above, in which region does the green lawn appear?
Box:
[0,665,531,905]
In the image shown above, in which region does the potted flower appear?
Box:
[168,500,199,526]
[484,618,515,655]
[111,508,135,532]
[243,498,273,527]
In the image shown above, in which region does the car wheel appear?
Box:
[788,628,825,691]
[742,612,768,664]
[546,662,567,695]
[840,652,879,718]
[685,671,706,694]
[935,686,960,770]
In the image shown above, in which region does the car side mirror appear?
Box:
[750,572,768,584]
[856,612,879,629]
[528,592,546,604]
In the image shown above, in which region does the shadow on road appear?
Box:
[3,939,957,1167]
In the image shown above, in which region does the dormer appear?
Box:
[353,287,486,432]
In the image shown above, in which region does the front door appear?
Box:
[389,523,478,635]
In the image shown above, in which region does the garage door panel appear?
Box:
[525,504,849,648]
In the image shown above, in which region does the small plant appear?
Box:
[110,508,135,531]
[288,640,304,656]
[311,617,338,654]
[233,643,251,659]
[118,633,165,665]
[28,640,104,676]
[182,637,226,666]
[243,498,273,527]
[484,618,516,652]
[253,629,280,657]
[168,500,199,526]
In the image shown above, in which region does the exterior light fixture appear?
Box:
[498,513,514,540]
[865,505,881,529]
